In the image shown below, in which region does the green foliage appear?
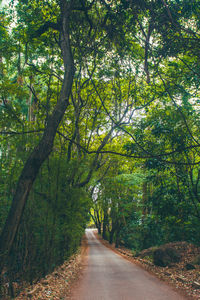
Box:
[1,0,200,296]
[192,255,200,266]
[6,154,91,282]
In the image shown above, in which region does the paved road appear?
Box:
[70,229,187,300]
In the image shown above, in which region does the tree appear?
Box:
[1,0,200,289]
[0,0,75,272]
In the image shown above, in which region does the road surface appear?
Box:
[70,229,187,300]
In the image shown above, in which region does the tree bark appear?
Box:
[109,227,115,244]
[0,4,75,273]
[115,226,121,248]
[102,205,109,240]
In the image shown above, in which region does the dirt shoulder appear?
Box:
[96,232,200,300]
[14,236,88,300]
[10,232,200,300]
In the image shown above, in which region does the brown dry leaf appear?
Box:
[13,237,88,300]
[96,233,200,300]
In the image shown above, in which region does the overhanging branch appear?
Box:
[34,21,61,37]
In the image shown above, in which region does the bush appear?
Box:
[193,255,200,265]
[153,247,181,267]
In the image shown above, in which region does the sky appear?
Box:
[1,0,10,7]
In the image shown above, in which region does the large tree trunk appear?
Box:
[115,226,121,248]
[0,4,75,273]
[102,208,108,240]
[109,228,115,244]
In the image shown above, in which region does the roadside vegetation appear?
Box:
[0,0,200,298]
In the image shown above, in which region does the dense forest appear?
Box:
[0,0,200,296]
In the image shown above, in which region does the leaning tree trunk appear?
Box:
[0,4,75,274]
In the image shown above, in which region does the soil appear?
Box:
[7,231,200,299]
[68,229,187,300]
[96,233,200,300]
[12,236,88,300]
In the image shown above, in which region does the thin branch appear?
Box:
[88,150,200,166]
[34,21,61,37]
[144,22,154,84]
[161,0,175,25]
[0,130,44,135]
[57,131,200,166]
[157,70,200,145]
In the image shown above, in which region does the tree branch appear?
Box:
[34,21,61,37]
[0,130,44,135]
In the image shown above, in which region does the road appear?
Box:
[70,229,187,300]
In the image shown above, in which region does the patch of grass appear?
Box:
[143,255,153,262]
[131,249,140,257]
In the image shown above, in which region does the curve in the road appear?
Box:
[70,229,188,300]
